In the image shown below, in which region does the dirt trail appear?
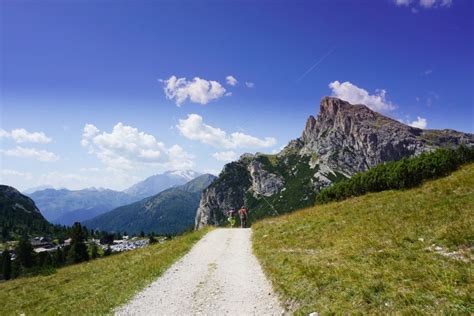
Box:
[115,228,283,315]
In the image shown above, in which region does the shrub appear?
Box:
[316,146,474,204]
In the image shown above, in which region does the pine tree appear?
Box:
[2,249,12,280]
[91,243,99,259]
[67,223,89,264]
[16,235,34,268]
[1,226,9,242]
[54,247,65,266]
[149,235,158,244]
[103,245,112,256]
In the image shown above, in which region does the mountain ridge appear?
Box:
[84,174,216,235]
[124,170,202,199]
[27,170,203,225]
[0,185,54,239]
[28,188,138,224]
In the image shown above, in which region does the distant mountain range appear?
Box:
[124,170,202,199]
[28,188,137,225]
[83,174,216,235]
[22,185,55,195]
[27,170,203,225]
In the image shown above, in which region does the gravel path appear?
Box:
[115,228,283,316]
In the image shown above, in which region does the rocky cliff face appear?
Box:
[195,97,474,229]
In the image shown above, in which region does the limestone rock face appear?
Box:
[195,161,251,229]
[300,97,473,176]
[195,97,474,229]
[247,161,284,197]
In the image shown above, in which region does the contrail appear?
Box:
[296,47,336,83]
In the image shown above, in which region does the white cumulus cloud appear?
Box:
[408,117,428,129]
[245,82,255,88]
[212,151,238,162]
[161,75,226,106]
[226,75,238,86]
[329,80,396,112]
[81,122,194,171]
[0,128,52,143]
[0,146,59,162]
[177,114,276,149]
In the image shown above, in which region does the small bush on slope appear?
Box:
[316,146,474,204]
[253,164,474,314]
[0,228,210,315]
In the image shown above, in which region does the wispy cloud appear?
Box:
[0,146,59,162]
[212,150,238,162]
[245,82,255,88]
[394,0,453,11]
[296,47,336,83]
[0,169,33,180]
[225,75,238,86]
[0,128,52,143]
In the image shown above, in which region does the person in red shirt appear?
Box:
[238,206,249,228]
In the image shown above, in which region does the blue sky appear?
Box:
[1,0,473,191]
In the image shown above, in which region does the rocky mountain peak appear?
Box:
[194,96,473,229]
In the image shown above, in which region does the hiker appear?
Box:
[238,206,249,228]
[227,208,236,228]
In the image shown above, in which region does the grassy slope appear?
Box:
[0,228,210,315]
[253,164,473,314]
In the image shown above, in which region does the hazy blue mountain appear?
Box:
[84,174,216,235]
[22,185,55,195]
[28,188,137,224]
[124,170,202,199]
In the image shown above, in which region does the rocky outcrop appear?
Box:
[195,161,251,228]
[195,97,474,229]
[247,161,284,197]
